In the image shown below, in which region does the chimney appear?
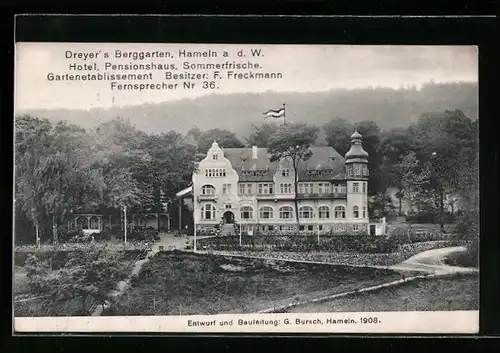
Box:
[252,146,258,160]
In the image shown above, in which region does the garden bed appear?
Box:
[102,251,403,316]
[284,272,479,313]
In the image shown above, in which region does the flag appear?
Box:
[263,107,285,119]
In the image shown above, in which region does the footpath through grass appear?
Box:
[103,251,403,316]
[284,273,479,313]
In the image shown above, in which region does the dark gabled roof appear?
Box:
[221,146,346,182]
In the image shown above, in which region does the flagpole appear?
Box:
[283,103,286,125]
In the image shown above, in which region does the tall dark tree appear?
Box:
[268,123,319,227]
[197,128,245,153]
[322,117,354,156]
[245,123,280,147]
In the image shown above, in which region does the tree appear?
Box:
[394,152,431,215]
[268,123,319,227]
[15,116,54,244]
[197,128,244,152]
[368,193,396,219]
[409,110,477,229]
[245,123,280,147]
[46,245,125,315]
[322,117,354,156]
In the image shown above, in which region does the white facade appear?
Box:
[189,131,372,236]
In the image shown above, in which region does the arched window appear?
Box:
[201,204,216,220]
[353,205,359,218]
[299,206,314,219]
[90,216,100,230]
[259,206,274,219]
[281,168,290,177]
[318,206,330,219]
[241,206,253,219]
[279,206,294,219]
[334,205,346,218]
[201,185,216,195]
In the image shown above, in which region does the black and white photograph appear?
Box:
[13,42,479,333]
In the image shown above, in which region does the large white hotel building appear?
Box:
[178,130,380,236]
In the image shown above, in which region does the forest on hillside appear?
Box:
[15,108,478,246]
[18,81,478,138]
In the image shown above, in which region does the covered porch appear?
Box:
[69,214,103,234]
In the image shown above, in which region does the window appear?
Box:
[259,206,274,219]
[280,225,295,231]
[298,182,312,194]
[341,185,347,193]
[299,206,314,219]
[308,225,314,231]
[201,185,215,195]
[355,167,361,175]
[299,225,305,231]
[241,206,253,219]
[281,168,290,177]
[201,204,216,220]
[319,206,330,219]
[335,224,346,232]
[319,225,323,231]
[280,182,292,194]
[363,206,366,218]
[213,154,218,160]
[334,205,346,218]
[258,183,274,195]
[222,183,231,195]
[347,167,353,176]
[279,206,294,219]
[205,168,226,177]
[363,167,368,176]
[353,182,360,193]
[225,204,231,209]
[239,183,253,195]
[353,225,360,232]
[362,182,366,193]
[317,183,325,194]
[353,206,359,218]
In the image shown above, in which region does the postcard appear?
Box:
[13,42,479,334]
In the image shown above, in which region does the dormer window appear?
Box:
[213,154,218,160]
[282,168,290,177]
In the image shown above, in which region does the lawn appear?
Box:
[284,273,479,313]
[103,251,403,316]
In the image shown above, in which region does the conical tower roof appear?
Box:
[345,129,368,162]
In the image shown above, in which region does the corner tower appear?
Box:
[345,130,369,231]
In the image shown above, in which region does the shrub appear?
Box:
[197,234,399,253]
[24,254,50,293]
[128,227,160,242]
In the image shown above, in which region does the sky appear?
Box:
[15,43,478,111]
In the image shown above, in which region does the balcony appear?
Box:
[296,192,347,200]
[256,193,276,200]
[197,194,217,201]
